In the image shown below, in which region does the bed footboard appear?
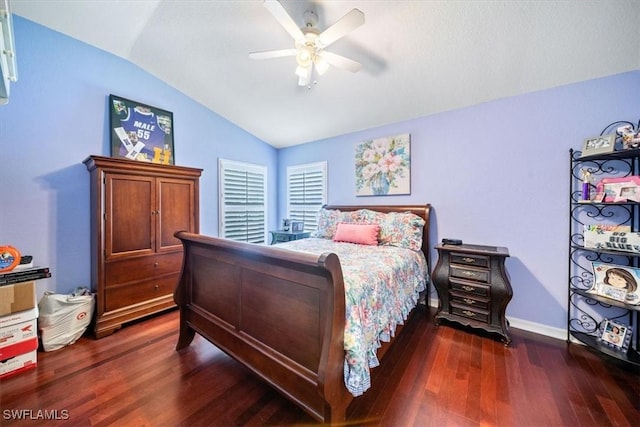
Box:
[173,231,351,423]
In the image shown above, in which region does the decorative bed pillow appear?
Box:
[333,223,380,246]
[358,209,425,251]
[313,208,361,239]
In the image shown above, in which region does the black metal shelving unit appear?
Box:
[568,148,640,367]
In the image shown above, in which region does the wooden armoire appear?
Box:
[84,155,202,338]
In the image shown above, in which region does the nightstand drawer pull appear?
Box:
[464,298,475,305]
[463,310,476,317]
[463,285,475,292]
[462,257,475,263]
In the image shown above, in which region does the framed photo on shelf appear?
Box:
[109,94,175,165]
[598,319,632,352]
[580,134,616,157]
[595,176,640,203]
[590,262,640,305]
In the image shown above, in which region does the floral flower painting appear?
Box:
[355,133,410,196]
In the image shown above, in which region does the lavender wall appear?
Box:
[278,71,640,334]
[0,17,278,297]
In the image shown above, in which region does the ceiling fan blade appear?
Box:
[263,0,305,43]
[249,48,297,60]
[321,51,362,73]
[317,8,365,48]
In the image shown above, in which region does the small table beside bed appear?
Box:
[173,204,432,424]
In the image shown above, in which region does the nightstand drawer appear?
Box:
[450,291,490,310]
[450,266,490,283]
[451,252,490,268]
[450,279,490,297]
[450,302,490,324]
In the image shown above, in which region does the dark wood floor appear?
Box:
[2,307,638,426]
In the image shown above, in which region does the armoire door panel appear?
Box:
[106,174,156,258]
[158,179,195,252]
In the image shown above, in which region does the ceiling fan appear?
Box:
[249,0,365,86]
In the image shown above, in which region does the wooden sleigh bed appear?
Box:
[173,204,432,424]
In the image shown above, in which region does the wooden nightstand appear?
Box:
[432,243,513,345]
[268,230,311,245]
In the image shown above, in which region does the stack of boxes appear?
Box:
[0,280,39,378]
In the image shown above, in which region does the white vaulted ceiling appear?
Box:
[11,0,640,148]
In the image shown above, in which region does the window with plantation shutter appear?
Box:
[219,159,267,244]
[286,162,327,233]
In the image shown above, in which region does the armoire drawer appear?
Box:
[105,274,179,311]
[105,252,183,287]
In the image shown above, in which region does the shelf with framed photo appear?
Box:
[568,121,640,368]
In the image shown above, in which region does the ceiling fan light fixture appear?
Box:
[314,54,330,76]
[297,65,312,86]
[295,64,310,79]
[296,45,314,67]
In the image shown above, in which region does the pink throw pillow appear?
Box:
[333,223,380,246]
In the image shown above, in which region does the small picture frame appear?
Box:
[291,221,305,232]
[580,134,616,158]
[599,319,632,352]
[595,176,640,203]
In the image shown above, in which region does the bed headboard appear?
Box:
[323,204,432,267]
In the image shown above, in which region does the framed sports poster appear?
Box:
[109,95,174,164]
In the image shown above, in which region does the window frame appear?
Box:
[218,158,268,244]
[286,161,327,233]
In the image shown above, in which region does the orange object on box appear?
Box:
[0,246,21,273]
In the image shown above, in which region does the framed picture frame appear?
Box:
[590,262,640,305]
[580,134,616,158]
[109,94,175,165]
[599,319,632,352]
[355,133,411,196]
[595,176,640,203]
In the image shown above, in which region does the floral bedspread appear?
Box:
[276,238,428,397]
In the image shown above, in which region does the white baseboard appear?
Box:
[427,296,567,341]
